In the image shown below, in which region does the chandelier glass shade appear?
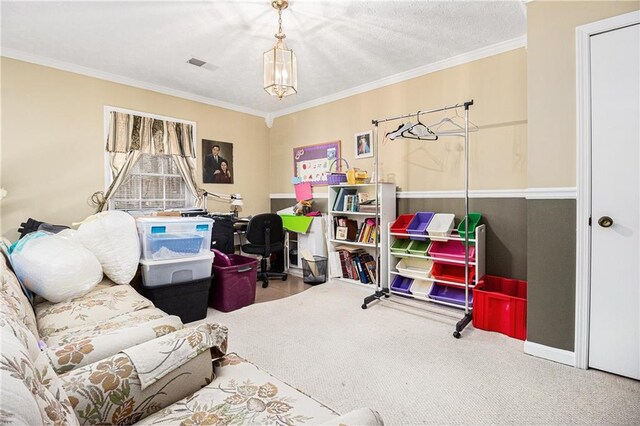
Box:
[263,0,297,99]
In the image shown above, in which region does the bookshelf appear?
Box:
[327,183,396,287]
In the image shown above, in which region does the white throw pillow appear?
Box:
[77,210,140,285]
[10,231,103,303]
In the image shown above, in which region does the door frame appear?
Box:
[575,10,640,370]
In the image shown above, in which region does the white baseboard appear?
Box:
[524,340,576,367]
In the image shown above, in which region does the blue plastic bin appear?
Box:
[406,212,435,241]
[429,283,473,308]
[390,275,413,294]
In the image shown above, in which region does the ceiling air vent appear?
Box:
[187,57,206,67]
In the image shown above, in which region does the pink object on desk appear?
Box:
[294,182,313,202]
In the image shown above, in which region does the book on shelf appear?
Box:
[335,247,376,284]
[333,188,357,211]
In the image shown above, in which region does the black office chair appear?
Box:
[241,213,288,288]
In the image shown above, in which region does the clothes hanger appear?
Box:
[428,107,479,136]
[403,111,438,141]
[386,122,413,140]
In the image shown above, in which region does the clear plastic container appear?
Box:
[140,251,215,287]
[137,217,213,260]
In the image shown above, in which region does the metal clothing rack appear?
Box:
[362,99,475,338]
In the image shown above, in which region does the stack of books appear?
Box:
[335,245,377,284]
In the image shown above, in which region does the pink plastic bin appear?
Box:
[428,240,475,264]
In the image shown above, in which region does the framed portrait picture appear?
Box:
[202,139,234,184]
[355,130,373,159]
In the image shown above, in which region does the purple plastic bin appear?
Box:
[429,283,473,308]
[210,249,258,312]
[406,212,435,241]
[428,240,476,264]
[390,275,413,294]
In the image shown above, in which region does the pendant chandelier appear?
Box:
[263,0,297,99]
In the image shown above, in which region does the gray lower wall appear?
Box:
[527,199,576,352]
[271,196,577,352]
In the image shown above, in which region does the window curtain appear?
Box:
[92,111,204,212]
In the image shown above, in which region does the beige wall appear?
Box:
[269,48,527,195]
[0,58,270,240]
[527,0,639,188]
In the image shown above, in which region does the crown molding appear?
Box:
[270,35,527,119]
[2,34,526,123]
[0,48,268,119]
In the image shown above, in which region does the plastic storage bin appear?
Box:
[407,240,430,256]
[137,217,213,260]
[140,276,211,323]
[210,250,259,313]
[390,275,413,294]
[428,240,476,264]
[409,280,433,300]
[390,214,415,238]
[139,252,215,287]
[431,262,475,285]
[391,238,412,254]
[395,258,433,280]
[429,283,473,308]
[473,275,527,340]
[426,213,455,241]
[302,256,327,285]
[457,212,482,245]
[406,212,435,241]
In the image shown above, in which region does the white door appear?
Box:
[589,23,640,379]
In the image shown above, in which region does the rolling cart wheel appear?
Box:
[453,331,461,339]
[384,293,390,298]
[361,303,367,309]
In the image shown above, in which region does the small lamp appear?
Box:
[203,191,244,217]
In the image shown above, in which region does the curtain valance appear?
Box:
[106,111,195,158]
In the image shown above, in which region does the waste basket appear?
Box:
[302,256,327,285]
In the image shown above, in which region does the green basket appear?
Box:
[390,238,411,254]
[457,212,482,245]
[407,240,431,256]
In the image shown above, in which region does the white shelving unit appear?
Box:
[327,183,396,287]
[387,223,485,306]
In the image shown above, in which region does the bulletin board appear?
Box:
[293,140,341,185]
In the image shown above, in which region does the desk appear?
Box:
[283,216,327,276]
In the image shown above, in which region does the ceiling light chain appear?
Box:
[263,0,297,99]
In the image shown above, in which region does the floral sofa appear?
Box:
[0,253,383,425]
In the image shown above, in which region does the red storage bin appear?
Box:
[431,262,475,285]
[209,249,259,312]
[472,275,527,340]
[390,214,415,238]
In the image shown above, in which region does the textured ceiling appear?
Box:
[1,1,527,117]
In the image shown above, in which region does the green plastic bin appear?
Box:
[407,240,430,256]
[391,238,411,254]
[457,212,482,245]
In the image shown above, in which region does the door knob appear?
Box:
[598,216,613,228]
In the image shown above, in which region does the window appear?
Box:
[110,153,194,210]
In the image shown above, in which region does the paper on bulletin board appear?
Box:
[294,182,313,202]
[293,140,341,185]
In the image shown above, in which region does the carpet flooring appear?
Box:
[197,280,640,425]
